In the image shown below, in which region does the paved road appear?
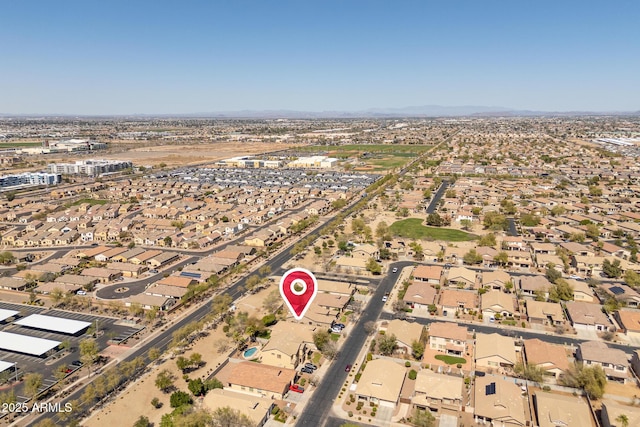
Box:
[295,261,414,426]
[379,312,639,356]
[507,217,519,236]
[425,180,450,214]
[27,189,371,425]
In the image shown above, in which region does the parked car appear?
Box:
[345,364,352,372]
[289,384,304,393]
[382,296,388,302]
[149,269,159,274]
[304,363,318,371]
[331,326,343,333]
[300,367,314,374]
[332,323,345,329]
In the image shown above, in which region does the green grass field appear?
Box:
[299,144,431,154]
[0,141,42,147]
[389,218,476,242]
[67,199,109,207]
[367,157,410,170]
[296,143,434,171]
[435,354,467,365]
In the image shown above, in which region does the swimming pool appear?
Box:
[243,346,259,358]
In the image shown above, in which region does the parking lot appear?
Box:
[0,301,143,405]
[162,167,379,190]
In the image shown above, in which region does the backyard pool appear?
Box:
[243,346,259,359]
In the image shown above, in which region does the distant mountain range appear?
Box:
[1,105,639,119]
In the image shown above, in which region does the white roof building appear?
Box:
[0,331,60,356]
[15,314,91,335]
[0,308,19,322]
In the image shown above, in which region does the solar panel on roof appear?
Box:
[485,382,496,395]
[610,286,625,295]
[180,271,201,279]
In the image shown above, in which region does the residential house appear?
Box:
[519,275,552,299]
[481,291,517,319]
[474,376,526,427]
[0,277,28,291]
[526,300,565,326]
[220,360,297,400]
[147,252,179,268]
[439,289,477,317]
[576,341,630,383]
[614,309,640,340]
[482,270,512,292]
[570,279,595,303]
[601,400,640,427]
[428,322,467,356]
[126,294,174,311]
[317,280,354,296]
[129,249,163,265]
[601,284,640,309]
[565,301,611,332]
[412,370,463,413]
[412,265,443,285]
[312,293,350,315]
[110,247,146,263]
[351,243,379,260]
[573,255,605,277]
[75,245,109,259]
[384,319,424,354]
[81,267,122,283]
[334,256,368,274]
[202,389,273,427]
[631,350,640,378]
[94,246,128,262]
[446,266,476,289]
[507,250,533,268]
[533,392,593,427]
[144,284,188,300]
[523,338,570,379]
[403,282,437,310]
[475,333,516,370]
[560,242,595,257]
[260,321,316,369]
[106,262,148,278]
[54,275,97,289]
[355,359,406,408]
[502,236,527,251]
[156,276,197,288]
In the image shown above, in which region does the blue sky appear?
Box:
[1,1,639,114]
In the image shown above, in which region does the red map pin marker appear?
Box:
[279,268,318,321]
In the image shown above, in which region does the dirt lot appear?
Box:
[101,141,295,168]
[84,285,275,426]
[3,141,296,174]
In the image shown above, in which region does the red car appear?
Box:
[345,364,352,372]
[289,384,304,393]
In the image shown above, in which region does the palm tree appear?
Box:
[616,414,629,427]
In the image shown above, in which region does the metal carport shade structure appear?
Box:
[14,314,91,335]
[0,360,16,373]
[0,331,61,356]
[0,308,19,323]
